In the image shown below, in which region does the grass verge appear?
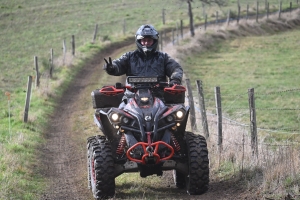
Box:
[177,10,300,199]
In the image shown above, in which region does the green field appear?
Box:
[1,0,300,198]
[181,24,300,137]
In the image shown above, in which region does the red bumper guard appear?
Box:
[126,141,174,165]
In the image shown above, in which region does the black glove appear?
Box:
[103,57,115,73]
[169,79,181,86]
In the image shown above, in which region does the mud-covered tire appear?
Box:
[185,131,209,195]
[87,135,115,199]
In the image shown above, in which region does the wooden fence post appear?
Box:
[92,24,98,43]
[265,0,267,10]
[172,29,175,45]
[63,39,66,65]
[237,3,240,24]
[5,92,11,139]
[227,9,230,26]
[180,20,183,39]
[256,1,259,22]
[50,48,53,79]
[160,31,163,51]
[176,22,179,43]
[290,2,292,16]
[162,9,165,25]
[279,1,282,19]
[215,86,222,151]
[202,2,206,18]
[24,76,32,123]
[248,88,258,157]
[246,4,249,20]
[188,1,195,37]
[267,2,269,19]
[196,80,209,139]
[186,79,197,131]
[34,56,40,87]
[71,35,75,56]
[204,14,207,31]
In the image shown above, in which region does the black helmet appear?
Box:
[135,24,159,55]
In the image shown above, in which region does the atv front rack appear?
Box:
[126,141,174,165]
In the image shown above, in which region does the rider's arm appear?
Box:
[164,53,183,84]
[107,52,131,76]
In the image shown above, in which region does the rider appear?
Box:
[103,25,183,157]
[103,24,183,100]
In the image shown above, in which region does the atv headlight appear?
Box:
[176,110,184,119]
[111,113,119,121]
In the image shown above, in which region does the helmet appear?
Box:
[135,24,159,55]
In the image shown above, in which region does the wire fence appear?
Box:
[185,82,299,181]
[187,86,300,134]
[184,80,300,197]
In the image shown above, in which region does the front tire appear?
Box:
[185,131,209,195]
[88,135,115,199]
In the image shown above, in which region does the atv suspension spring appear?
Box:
[116,134,126,155]
[171,134,181,152]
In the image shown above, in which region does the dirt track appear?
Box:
[39,41,132,200]
[38,38,261,200]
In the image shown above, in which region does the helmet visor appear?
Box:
[136,34,158,40]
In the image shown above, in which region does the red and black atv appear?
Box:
[87,76,209,199]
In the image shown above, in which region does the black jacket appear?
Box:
[107,50,183,83]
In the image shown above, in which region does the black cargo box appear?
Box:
[163,85,186,104]
[91,86,124,109]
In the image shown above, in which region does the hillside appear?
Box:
[39,10,300,200]
[1,0,300,198]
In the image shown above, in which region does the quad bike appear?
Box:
[87,76,209,199]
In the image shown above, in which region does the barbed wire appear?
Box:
[255,88,300,96]
[256,108,300,111]
[208,116,300,133]
[208,107,300,111]
[193,103,300,134]
[191,88,300,101]
[204,105,300,111]
[256,127,300,134]
[191,89,249,98]
[208,126,300,147]
[187,88,300,112]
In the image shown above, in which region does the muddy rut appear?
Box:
[39,42,132,199]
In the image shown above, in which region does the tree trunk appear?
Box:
[188,1,195,37]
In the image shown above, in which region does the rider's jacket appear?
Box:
[106,49,183,83]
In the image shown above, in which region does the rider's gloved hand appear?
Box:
[103,57,115,73]
[169,79,181,86]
